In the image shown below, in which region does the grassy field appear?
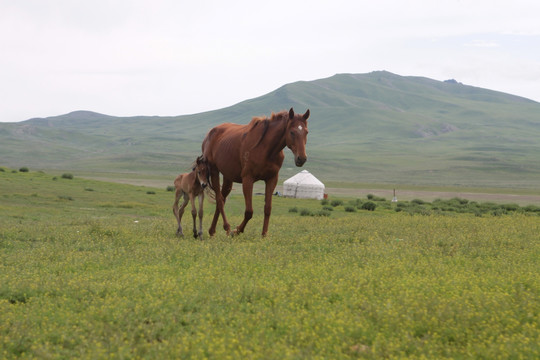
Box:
[1,169,539,359]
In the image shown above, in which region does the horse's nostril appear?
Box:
[296,156,307,167]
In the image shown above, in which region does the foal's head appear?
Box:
[285,108,310,167]
[193,156,209,189]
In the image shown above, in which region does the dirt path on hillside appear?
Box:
[84,176,540,206]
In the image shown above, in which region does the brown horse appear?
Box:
[202,108,310,236]
[172,156,209,239]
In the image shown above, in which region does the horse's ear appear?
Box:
[289,108,294,120]
[303,109,310,121]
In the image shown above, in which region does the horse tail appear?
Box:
[204,186,216,204]
[204,160,217,201]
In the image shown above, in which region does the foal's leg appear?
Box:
[262,175,279,236]
[173,189,183,236]
[177,193,189,237]
[234,177,254,235]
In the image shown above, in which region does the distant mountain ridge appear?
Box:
[1,71,539,188]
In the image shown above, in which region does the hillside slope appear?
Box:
[1,71,539,188]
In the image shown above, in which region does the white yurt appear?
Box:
[282,170,325,200]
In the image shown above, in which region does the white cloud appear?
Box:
[464,40,500,48]
[1,0,539,122]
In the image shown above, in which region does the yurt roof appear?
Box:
[283,170,324,186]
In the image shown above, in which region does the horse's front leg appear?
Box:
[262,176,278,236]
[234,177,254,235]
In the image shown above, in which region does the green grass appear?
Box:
[1,169,539,359]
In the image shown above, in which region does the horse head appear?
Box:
[285,108,310,167]
[195,155,209,189]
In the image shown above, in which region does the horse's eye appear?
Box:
[290,131,295,137]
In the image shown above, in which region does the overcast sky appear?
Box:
[1,0,539,122]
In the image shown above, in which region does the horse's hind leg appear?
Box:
[208,171,221,236]
[190,193,198,239]
[219,179,233,234]
[209,173,232,236]
[197,193,204,240]
[234,177,254,235]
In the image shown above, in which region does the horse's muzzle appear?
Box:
[295,156,307,167]
[201,183,208,189]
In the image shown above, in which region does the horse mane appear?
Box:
[249,110,288,148]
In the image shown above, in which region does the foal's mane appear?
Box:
[248,110,288,148]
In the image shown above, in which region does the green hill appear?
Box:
[1,71,539,188]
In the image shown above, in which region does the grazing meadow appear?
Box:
[1,168,539,359]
